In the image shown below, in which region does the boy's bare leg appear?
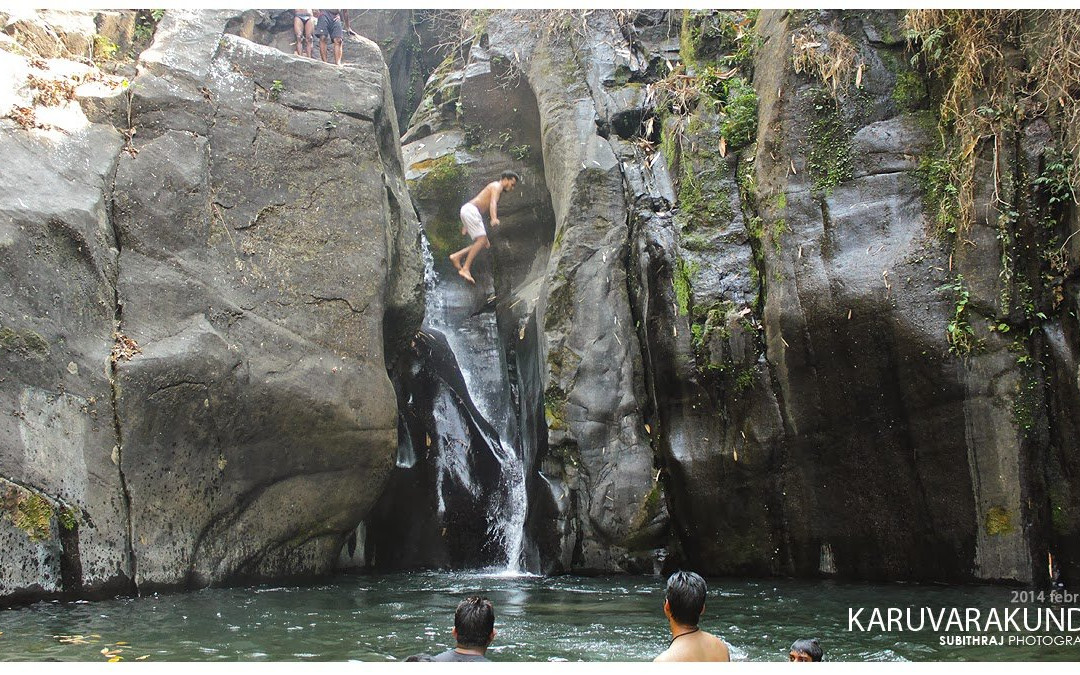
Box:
[334,37,343,66]
[319,37,329,62]
[304,22,314,58]
[458,236,489,284]
[294,16,304,55]
[449,245,471,271]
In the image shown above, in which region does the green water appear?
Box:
[0,572,1075,661]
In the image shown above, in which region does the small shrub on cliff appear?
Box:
[718,76,758,150]
[937,274,977,356]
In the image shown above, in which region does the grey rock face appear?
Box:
[1,8,422,601]
[0,114,131,601]
[387,8,1078,584]
[111,10,420,590]
[487,11,669,573]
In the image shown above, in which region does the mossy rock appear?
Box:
[806,89,854,195]
[985,506,1015,536]
[1,484,56,542]
[0,325,50,359]
[893,69,929,113]
[544,386,568,431]
[673,258,699,316]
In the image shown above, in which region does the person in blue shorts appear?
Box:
[314,9,348,65]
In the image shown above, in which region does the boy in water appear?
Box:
[788,638,823,662]
[450,171,519,284]
[653,570,731,662]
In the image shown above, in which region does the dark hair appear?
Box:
[404,653,435,662]
[454,596,495,648]
[500,170,520,182]
[790,638,823,661]
[665,570,707,626]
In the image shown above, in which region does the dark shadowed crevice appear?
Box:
[105,119,140,597]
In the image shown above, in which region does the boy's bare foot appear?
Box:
[458,268,475,284]
[449,253,463,271]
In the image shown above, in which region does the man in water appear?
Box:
[433,596,497,661]
[788,638,823,662]
[653,570,731,662]
[449,170,519,284]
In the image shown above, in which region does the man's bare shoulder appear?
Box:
[654,631,730,662]
[652,647,678,662]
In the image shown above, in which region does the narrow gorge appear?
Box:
[2,8,1078,607]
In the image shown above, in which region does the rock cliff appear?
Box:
[1,9,422,602]
[371,8,1079,585]
[4,8,1079,600]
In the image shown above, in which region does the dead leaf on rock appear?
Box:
[111,333,142,362]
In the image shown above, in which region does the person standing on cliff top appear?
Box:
[450,171,519,284]
[292,9,315,58]
[653,570,731,662]
[314,9,350,65]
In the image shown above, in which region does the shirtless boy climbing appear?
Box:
[450,171,519,284]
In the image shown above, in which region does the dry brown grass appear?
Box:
[110,332,141,362]
[905,9,1080,235]
[647,67,701,117]
[1021,10,1080,181]
[791,28,861,97]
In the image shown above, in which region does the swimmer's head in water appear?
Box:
[453,596,495,648]
[665,570,707,626]
[788,638,823,661]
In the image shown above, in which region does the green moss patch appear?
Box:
[0,325,50,359]
[544,386,569,431]
[673,258,699,316]
[409,154,467,201]
[985,506,1014,536]
[2,485,55,542]
[806,91,854,195]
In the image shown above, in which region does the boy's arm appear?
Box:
[489,183,502,226]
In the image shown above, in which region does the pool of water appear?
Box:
[0,572,1074,661]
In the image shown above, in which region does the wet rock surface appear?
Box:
[1,9,422,601]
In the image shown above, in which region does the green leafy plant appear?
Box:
[269,79,285,102]
[1033,149,1076,208]
[937,274,976,356]
[510,144,531,161]
[134,10,164,42]
[93,34,119,61]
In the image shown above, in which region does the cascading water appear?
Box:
[421,237,529,573]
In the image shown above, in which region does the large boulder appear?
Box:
[0,8,423,601]
[110,10,421,589]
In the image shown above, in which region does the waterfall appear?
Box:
[414,234,529,572]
